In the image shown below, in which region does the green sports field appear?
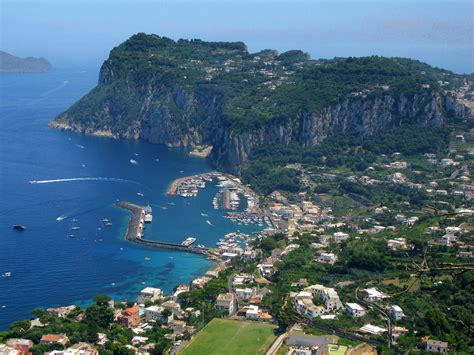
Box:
[180,319,277,355]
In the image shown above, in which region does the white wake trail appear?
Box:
[29,177,139,185]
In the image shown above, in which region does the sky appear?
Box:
[1,0,473,73]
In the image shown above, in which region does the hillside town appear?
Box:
[1,126,473,354]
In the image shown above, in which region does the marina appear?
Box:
[116,201,216,258]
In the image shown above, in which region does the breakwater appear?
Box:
[116,201,216,257]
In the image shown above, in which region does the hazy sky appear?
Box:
[1,0,473,73]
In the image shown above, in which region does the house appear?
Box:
[363,288,389,302]
[235,287,255,300]
[387,237,411,251]
[440,234,458,246]
[47,342,98,355]
[161,300,182,318]
[191,277,211,288]
[137,287,163,304]
[40,334,69,346]
[96,333,108,347]
[425,338,449,353]
[358,324,387,335]
[46,305,76,318]
[317,253,337,265]
[332,232,349,243]
[5,338,34,354]
[145,305,172,323]
[293,292,325,320]
[131,336,148,346]
[346,303,366,317]
[457,251,473,258]
[215,293,236,315]
[117,306,140,328]
[306,284,343,311]
[271,248,285,260]
[258,262,277,278]
[390,305,405,320]
[391,326,408,342]
[204,270,219,279]
[245,305,260,320]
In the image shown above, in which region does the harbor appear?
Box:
[116,201,217,258]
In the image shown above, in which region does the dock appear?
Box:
[116,201,216,257]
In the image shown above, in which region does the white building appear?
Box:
[144,305,172,323]
[332,232,349,243]
[215,293,236,315]
[390,305,405,320]
[137,287,163,304]
[363,288,389,302]
[245,305,260,320]
[346,303,366,317]
[425,339,449,353]
[317,253,337,265]
[235,288,255,300]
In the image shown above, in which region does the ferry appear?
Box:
[181,237,196,247]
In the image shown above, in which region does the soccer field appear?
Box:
[180,319,277,355]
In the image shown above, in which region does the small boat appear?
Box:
[13,225,27,231]
[2,272,12,278]
[137,193,144,197]
[130,159,138,165]
[71,226,80,230]
[71,219,78,222]
[144,257,151,261]
[68,234,75,238]
[105,222,113,227]
[101,218,109,223]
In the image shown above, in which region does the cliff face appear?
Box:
[210,92,466,174]
[51,34,470,175]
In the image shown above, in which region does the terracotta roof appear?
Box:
[41,334,66,342]
[122,306,139,315]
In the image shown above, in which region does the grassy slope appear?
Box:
[180,319,277,355]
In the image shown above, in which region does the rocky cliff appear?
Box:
[51,33,470,174]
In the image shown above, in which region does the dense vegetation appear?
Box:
[55,33,466,134]
[242,124,451,195]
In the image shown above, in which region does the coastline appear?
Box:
[48,120,117,138]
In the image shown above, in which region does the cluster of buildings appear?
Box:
[292,284,343,320]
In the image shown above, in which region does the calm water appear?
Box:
[0,68,259,330]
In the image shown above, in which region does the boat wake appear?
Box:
[29,177,140,185]
[206,220,214,227]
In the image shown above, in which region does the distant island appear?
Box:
[0,51,51,73]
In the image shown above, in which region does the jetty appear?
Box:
[116,201,216,257]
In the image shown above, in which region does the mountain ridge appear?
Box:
[51,33,471,174]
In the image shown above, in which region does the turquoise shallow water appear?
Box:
[0,68,259,330]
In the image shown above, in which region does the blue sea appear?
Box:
[0,68,259,330]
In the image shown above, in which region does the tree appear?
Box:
[84,304,114,329]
